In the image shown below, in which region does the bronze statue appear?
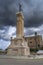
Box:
[19,3,22,12]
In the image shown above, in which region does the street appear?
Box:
[0,58,43,65]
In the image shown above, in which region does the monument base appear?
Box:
[7,38,30,56]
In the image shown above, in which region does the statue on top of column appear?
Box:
[19,3,22,12]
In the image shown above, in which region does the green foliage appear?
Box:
[30,48,38,53]
[40,46,43,50]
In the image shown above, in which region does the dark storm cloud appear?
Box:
[0,0,43,49]
[0,0,17,26]
[25,13,43,27]
[23,0,43,27]
[0,0,43,28]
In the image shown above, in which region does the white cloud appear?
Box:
[0,24,43,49]
[7,26,16,36]
[0,26,16,40]
[0,26,16,49]
[24,25,43,37]
[0,39,10,50]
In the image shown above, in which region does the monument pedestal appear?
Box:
[7,38,30,56]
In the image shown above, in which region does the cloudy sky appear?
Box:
[0,0,43,50]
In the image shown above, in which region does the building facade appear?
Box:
[25,35,42,49]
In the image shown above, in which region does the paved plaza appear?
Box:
[0,58,43,65]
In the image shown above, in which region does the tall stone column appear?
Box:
[16,12,24,38]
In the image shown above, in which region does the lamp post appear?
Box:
[35,32,38,50]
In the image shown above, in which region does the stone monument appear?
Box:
[7,4,30,56]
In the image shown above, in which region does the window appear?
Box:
[38,44,40,47]
[30,41,32,44]
[13,49,18,51]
